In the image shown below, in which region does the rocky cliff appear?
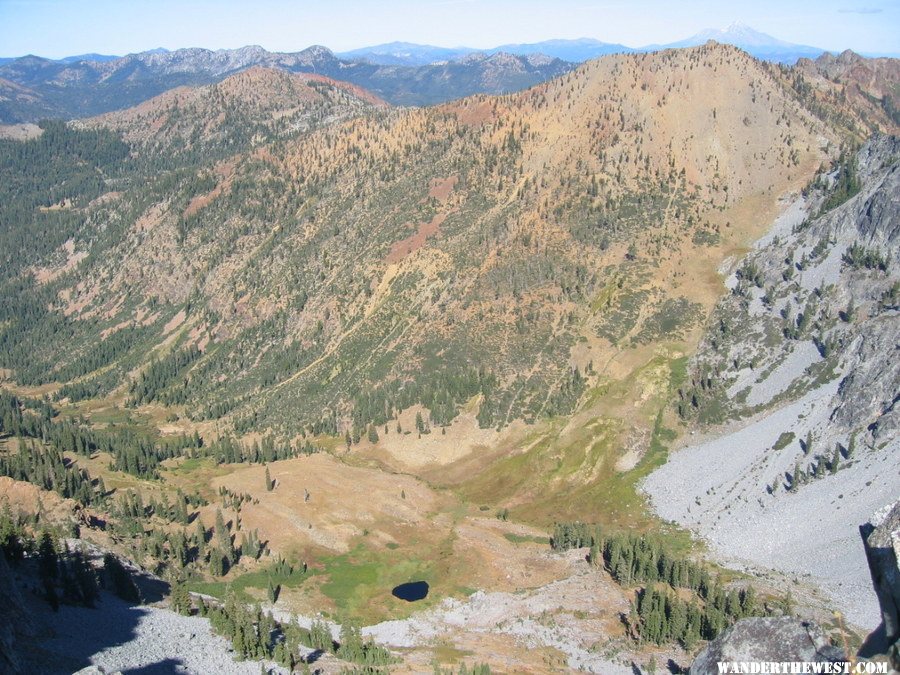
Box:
[644,135,900,630]
[861,500,900,665]
[0,549,34,674]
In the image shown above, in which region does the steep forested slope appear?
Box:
[0,45,856,447]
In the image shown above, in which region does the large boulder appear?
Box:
[860,500,900,663]
[689,618,845,674]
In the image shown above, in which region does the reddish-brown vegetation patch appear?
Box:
[386,212,448,264]
[428,176,458,202]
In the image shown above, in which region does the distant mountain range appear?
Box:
[0,22,860,71]
[654,22,825,63]
[337,23,829,65]
[1,23,896,124]
[0,45,573,122]
[336,37,633,66]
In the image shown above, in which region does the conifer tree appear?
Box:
[194,519,207,552]
[267,576,279,604]
[0,501,25,563]
[309,619,333,652]
[814,458,825,478]
[71,546,99,607]
[103,552,141,603]
[170,579,192,615]
[214,509,235,563]
[37,531,58,583]
[791,461,802,491]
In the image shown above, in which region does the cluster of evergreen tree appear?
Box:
[51,326,149,384]
[148,488,206,524]
[218,485,256,511]
[550,521,602,551]
[205,433,319,465]
[308,409,340,436]
[735,261,764,289]
[2,514,100,612]
[552,522,772,648]
[127,345,202,406]
[435,665,493,675]
[110,488,205,534]
[208,508,237,576]
[781,297,819,341]
[787,438,851,492]
[103,552,142,603]
[349,366,493,433]
[0,277,70,385]
[48,535,101,610]
[0,438,101,505]
[140,527,196,569]
[175,589,395,671]
[101,486,266,580]
[0,500,30,564]
[334,622,397,669]
[0,120,130,279]
[110,489,149,537]
[629,583,756,649]
[243,528,264,561]
[598,532,713,591]
[842,242,890,272]
[819,152,860,214]
[55,379,105,404]
[543,367,587,417]
[2,390,205,480]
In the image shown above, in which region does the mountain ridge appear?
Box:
[3,25,893,124]
[334,23,831,65]
[7,22,842,68]
[0,34,897,674]
[0,44,573,122]
[0,42,855,450]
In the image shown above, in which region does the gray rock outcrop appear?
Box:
[860,501,900,658]
[689,618,846,674]
[644,134,900,630]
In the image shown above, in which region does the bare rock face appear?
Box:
[689,618,845,674]
[0,549,34,674]
[860,500,900,658]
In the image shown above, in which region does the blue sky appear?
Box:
[0,0,897,58]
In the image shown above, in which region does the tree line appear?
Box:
[551,522,778,648]
[168,585,396,672]
[1,507,142,611]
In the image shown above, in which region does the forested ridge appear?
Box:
[0,43,856,448]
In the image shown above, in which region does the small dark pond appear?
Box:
[391,581,429,602]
